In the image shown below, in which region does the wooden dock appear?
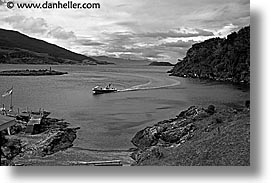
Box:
[70,160,123,166]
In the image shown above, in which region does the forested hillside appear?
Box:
[169,26,250,84]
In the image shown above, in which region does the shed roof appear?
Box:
[0,115,16,131]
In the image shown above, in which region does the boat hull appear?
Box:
[93,89,117,95]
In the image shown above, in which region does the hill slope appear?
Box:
[169,26,250,84]
[0,28,99,64]
[131,104,250,166]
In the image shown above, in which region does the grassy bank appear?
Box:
[131,103,250,166]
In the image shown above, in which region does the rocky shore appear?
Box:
[130,102,250,166]
[0,116,79,166]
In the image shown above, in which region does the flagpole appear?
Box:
[10,91,12,111]
[10,86,13,111]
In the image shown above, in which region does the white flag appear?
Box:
[2,87,13,97]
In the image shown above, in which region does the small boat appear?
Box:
[92,84,118,94]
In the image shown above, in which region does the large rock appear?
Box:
[36,127,79,156]
[131,106,215,152]
[160,123,195,143]
[131,126,160,150]
[177,106,198,118]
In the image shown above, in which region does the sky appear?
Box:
[0,0,250,63]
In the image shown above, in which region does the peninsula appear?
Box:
[149,61,174,66]
[0,68,68,76]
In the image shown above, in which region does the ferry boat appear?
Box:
[92,84,118,95]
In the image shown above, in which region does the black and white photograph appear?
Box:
[0,0,250,167]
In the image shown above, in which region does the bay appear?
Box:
[0,64,249,151]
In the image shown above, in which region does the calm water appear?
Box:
[0,64,249,150]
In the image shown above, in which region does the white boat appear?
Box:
[92,84,118,94]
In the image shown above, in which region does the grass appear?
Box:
[135,107,250,166]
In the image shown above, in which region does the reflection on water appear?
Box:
[0,64,249,150]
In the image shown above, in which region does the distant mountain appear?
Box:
[169,26,250,84]
[149,61,174,66]
[0,28,112,65]
[91,56,152,65]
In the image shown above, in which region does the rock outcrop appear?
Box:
[132,106,213,150]
[34,127,79,156]
[131,105,216,164]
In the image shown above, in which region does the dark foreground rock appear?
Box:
[131,103,250,166]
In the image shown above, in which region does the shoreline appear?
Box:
[168,72,250,87]
[1,101,250,166]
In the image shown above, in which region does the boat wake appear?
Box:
[117,76,181,93]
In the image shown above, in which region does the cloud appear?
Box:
[117,53,144,60]
[47,26,76,40]
[2,15,77,40]
[140,28,214,38]
[76,39,105,46]
[4,15,48,34]
[216,24,239,36]
[160,40,196,48]
[141,49,164,58]
[0,0,250,63]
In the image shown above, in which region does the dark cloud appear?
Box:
[76,39,105,46]
[160,40,196,48]
[141,49,164,58]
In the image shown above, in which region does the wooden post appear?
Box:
[7,127,11,135]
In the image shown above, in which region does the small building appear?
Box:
[0,115,17,134]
